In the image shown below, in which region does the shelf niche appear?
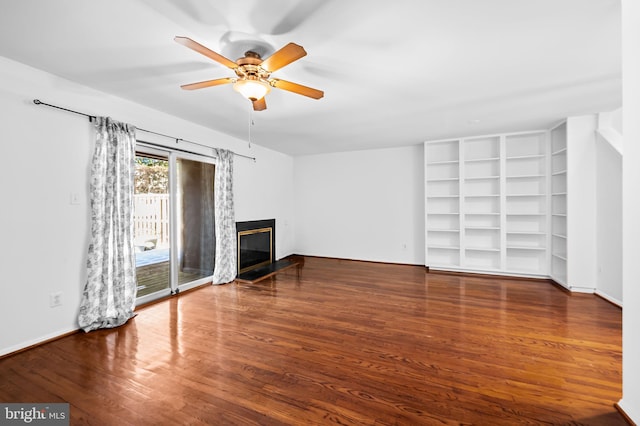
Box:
[425,131,548,277]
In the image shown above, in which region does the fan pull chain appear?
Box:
[248,108,253,149]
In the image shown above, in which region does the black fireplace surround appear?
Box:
[236,219,276,275]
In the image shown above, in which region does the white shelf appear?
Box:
[427,160,459,165]
[466,226,500,230]
[552,148,567,156]
[552,253,567,261]
[506,193,545,197]
[551,171,567,176]
[427,229,460,232]
[464,175,500,181]
[507,246,546,251]
[465,247,501,252]
[465,157,500,163]
[427,195,459,198]
[506,174,545,179]
[507,154,545,160]
[464,194,500,198]
[428,245,460,250]
[427,177,459,182]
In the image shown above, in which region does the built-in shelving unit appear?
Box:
[504,132,548,275]
[550,122,568,285]
[425,140,461,268]
[425,131,549,277]
[462,136,502,272]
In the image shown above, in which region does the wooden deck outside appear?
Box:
[0,257,625,425]
[136,261,209,297]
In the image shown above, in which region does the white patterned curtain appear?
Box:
[78,117,138,332]
[211,148,237,284]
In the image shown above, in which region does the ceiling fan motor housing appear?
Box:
[234,54,272,85]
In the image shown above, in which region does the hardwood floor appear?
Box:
[0,257,625,425]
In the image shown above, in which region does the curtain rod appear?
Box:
[33,99,256,162]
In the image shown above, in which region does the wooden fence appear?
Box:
[133,194,170,247]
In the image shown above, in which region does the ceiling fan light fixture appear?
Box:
[233,79,271,101]
[175,37,323,111]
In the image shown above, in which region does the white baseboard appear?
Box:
[595,289,622,307]
[429,266,547,280]
[0,326,79,358]
[568,286,596,294]
[616,399,639,425]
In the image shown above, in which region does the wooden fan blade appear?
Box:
[180,77,234,90]
[261,43,307,72]
[174,36,238,69]
[252,97,267,111]
[272,79,324,99]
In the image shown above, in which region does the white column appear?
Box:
[566,115,597,292]
[620,0,640,421]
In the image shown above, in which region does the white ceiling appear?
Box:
[0,0,621,156]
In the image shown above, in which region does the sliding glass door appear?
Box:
[134,146,216,303]
[172,156,216,290]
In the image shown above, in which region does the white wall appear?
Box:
[595,129,622,305]
[234,148,295,259]
[620,0,640,421]
[566,113,624,304]
[0,56,295,356]
[293,145,425,265]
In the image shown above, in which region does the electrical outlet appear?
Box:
[50,292,62,307]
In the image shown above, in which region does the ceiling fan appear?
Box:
[175,36,324,111]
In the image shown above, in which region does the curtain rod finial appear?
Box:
[33,99,41,105]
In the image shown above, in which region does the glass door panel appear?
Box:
[133,151,171,299]
[174,156,216,289]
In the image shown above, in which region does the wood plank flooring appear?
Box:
[0,257,625,425]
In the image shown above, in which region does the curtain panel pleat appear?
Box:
[78,117,138,332]
[211,148,237,284]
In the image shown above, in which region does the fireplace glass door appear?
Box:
[238,228,272,274]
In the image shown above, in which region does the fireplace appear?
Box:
[236,219,276,275]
